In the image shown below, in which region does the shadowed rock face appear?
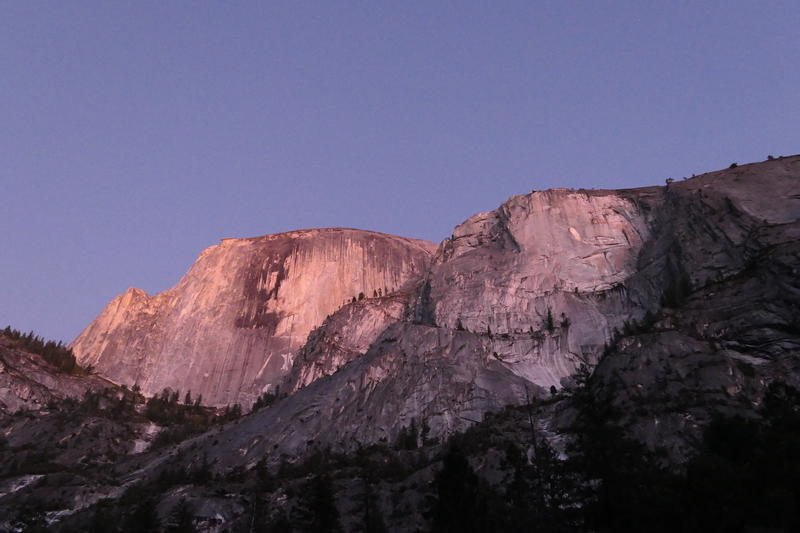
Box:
[284,292,414,394]
[71,229,436,406]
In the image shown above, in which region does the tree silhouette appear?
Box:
[430,445,494,533]
[300,472,343,533]
[544,308,554,332]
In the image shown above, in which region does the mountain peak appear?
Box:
[71,227,435,406]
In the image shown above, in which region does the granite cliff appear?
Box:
[73,156,800,441]
[71,229,436,407]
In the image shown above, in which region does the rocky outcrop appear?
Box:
[287,186,661,398]
[284,292,413,394]
[0,336,112,413]
[71,229,436,407]
[569,156,800,460]
[171,323,536,470]
[425,187,660,387]
[205,186,658,462]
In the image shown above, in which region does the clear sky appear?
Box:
[1,1,798,343]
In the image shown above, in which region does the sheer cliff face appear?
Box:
[71,229,436,406]
[426,188,656,385]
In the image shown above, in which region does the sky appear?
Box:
[1,1,799,343]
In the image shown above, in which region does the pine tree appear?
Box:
[125,498,159,532]
[430,445,492,533]
[88,501,116,533]
[421,418,432,446]
[545,308,554,332]
[565,366,680,532]
[301,473,343,533]
[362,479,388,533]
[266,510,293,533]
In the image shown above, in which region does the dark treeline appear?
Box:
[2,325,78,373]
[429,374,800,533]
[144,387,245,447]
[20,353,798,532]
[245,377,800,532]
[53,375,800,532]
[251,386,286,413]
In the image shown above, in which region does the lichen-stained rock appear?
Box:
[71,229,436,407]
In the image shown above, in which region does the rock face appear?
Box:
[424,187,658,386]
[575,156,800,460]
[286,187,660,401]
[71,229,436,406]
[284,292,413,394]
[196,156,797,464]
[202,323,537,470]
[203,187,658,462]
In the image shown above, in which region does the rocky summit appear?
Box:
[73,156,800,427]
[73,179,658,411]
[70,229,436,407]
[3,156,799,532]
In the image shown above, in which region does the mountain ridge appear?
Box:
[72,156,800,414]
[2,155,799,531]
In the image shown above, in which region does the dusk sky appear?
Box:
[2,1,799,343]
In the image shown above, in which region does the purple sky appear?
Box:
[2,2,798,343]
